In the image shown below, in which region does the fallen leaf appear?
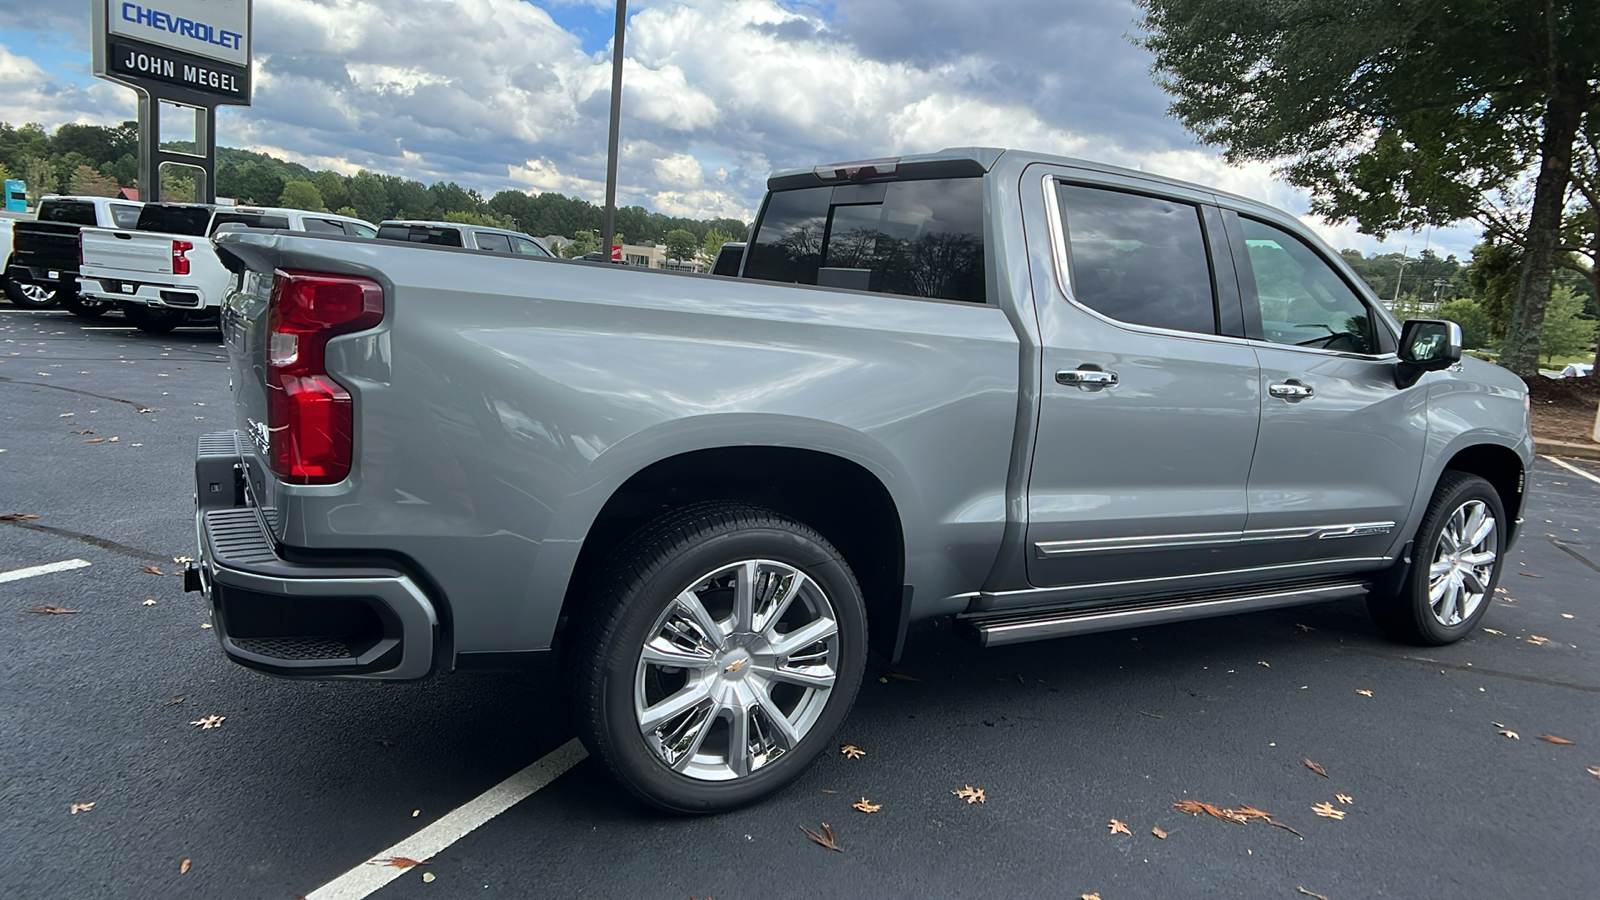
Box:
[421,872,436,884]
[799,823,842,852]
[1498,729,1520,739]
[58,413,74,418]
[1082,894,1102,900]
[1172,799,1247,824]
[840,744,866,760]
[1108,819,1131,835]
[1303,758,1328,778]
[180,859,191,874]
[26,605,80,615]
[1561,613,1575,619]
[70,429,93,435]
[172,555,194,564]
[369,856,430,869]
[141,564,164,576]
[1139,710,1163,719]
[69,802,95,815]
[84,437,105,443]
[1528,635,1551,646]
[852,798,882,813]
[163,696,185,707]
[1296,888,1330,900]
[820,789,838,794]
[375,737,394,748]
[1518,572,1543,578]
[1483,628,1505,635]
[952,785,986,804]
[200,623,212,629]
[1336,794,1353,804]
[1538,734,1575,745]
[107,436,120,443]
[1257,660,1270,668]
[1151,825,1167,839]
[1312,802,1346,820]
[1356,689,1374,697]
[879,667,921,682]
[142,598,156,606]
[0,513,40,521]
[1295,623,1315,632]
[190,715,225,729]
[412,810,420,817]
[1588,766,1600,779]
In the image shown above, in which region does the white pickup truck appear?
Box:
[78,204,377,333]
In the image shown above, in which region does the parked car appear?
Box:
[5,195,142,312]
[708,241,746,276]
[78,204,376,333]
[375,220,553,256]
[1558,362,1593,379]
[194,147,1532,813]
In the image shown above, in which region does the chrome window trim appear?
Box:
[1034,521,1395,558]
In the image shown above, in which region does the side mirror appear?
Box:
[1395,319,1462,388]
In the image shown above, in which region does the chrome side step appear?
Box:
[957,580,1369,648]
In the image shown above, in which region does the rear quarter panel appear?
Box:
[227,238,1022,656]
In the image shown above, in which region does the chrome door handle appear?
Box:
[1269,381,1314,400]
[1057,368,1118,388]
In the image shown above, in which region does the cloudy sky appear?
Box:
[0,0,1478,257]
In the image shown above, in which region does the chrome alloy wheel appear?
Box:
[1427,499,1497,627]
[19,283,54,304]
[634,559,839,782]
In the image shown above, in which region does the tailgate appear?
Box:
[13,222,84,271]
[80,228,177,278]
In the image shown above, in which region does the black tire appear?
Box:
[57,289,110,319]
[121,303,183,334]
[1367,472,1506,645]
[568,502,867,813]
[3,275,57,309]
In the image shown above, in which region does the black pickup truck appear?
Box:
[4,196,142,314]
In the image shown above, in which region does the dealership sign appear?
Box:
[94,0,253,106]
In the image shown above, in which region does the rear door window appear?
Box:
[136,205,212,235]
[514,237,551,256]
[38,200,99,225]
[475,232,512,253]
[109,204,142,229]
[1055,184,1219,335]
[300,218,346,235]
[743,178,987,303]
[345,222,378,238]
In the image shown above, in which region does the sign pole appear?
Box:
[601,0,626,260]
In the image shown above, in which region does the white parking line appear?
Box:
[1543,455,1600,486]
[305,737,588,900]
[0,558,91,584]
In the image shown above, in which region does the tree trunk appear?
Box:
[1501,91,1584,376]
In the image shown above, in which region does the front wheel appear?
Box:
[58,289,109,319]
[121,303,183,334]
[3,276,57,309]
[569,502,867,813]
[1367,472,1505,645]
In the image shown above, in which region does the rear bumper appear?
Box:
[7,263,75,286]
[80,276,209,309]
[189,432,438,680]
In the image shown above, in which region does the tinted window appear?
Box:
[711,243,745,276]
[211,212,291,232]
[38,200,98,225]
[475,232,512,253]
[1056,184,1216,335]
[1239,217,1377,354]
[744,178,986,303]
[346,222,378,238]
[136,205,212,235]
[110,205,142,229]
[376,224,463,246]
[514,237,551,257]
[301,218,346,235]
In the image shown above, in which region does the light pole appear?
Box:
[601,1,627,262]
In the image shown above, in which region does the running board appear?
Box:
[956,580,1370,648]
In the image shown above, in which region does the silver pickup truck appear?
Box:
[191,147,1532,812]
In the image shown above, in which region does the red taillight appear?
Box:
[265,270,384,484]
[172,239,193,276]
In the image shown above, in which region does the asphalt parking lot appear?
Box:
[2,306,1598,900]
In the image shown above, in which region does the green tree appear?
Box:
[564,230,599,258]
[664,228,698,262]
[1465,242,1522,342]
[67,164,121,197]
[1541,284,1597,364]
[1436,298,1493,350]
[347,171,390,223]
[1137,0,1600,377]
[703,228,737,259]
[159,167,195,203]
[312,171,349,212]
[20,156,55,205]
[278,179,326,211]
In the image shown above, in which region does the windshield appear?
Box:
[136,205,213,236]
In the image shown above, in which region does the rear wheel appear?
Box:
[58,289,110,319]
[121,303,183,334]
[1367,471,1505,645]
[569,502,867,813]
[3,276,57,309]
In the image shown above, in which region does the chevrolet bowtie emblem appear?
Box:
[724,659,748,673]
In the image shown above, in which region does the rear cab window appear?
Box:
[376,224,464,247]
[38,200,99,226]
[743,177,987,303]
[109,204,141,229]
[136,205,212,235]
[211,212,292,233]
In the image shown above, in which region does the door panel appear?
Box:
[1019,174,1262,596]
